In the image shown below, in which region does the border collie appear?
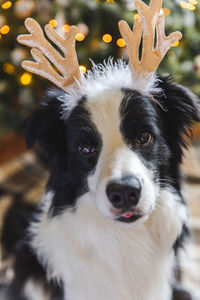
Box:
[1,61,199,300]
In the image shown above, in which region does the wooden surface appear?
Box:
[0,132,27,165]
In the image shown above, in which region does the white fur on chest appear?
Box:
[30,189,187,300]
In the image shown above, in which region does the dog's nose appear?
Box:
[106,177,141,209]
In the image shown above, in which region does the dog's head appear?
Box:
[25,69,199,224]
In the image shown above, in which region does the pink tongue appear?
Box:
[123,212,133,219]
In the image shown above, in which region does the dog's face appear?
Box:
[67,89,168,223]
[25,77,199,224]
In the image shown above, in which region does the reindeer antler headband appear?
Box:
[17,20,81,91]
[119,0,182,77]
[17,0,182,91]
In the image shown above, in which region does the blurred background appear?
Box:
[0,0,200,146]
[0,0,199,297]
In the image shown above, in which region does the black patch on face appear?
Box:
[120,89,170,183]
[48,99,102,216]
[24,91,102,217]
[119,87,195,259]
[120,82,200,192]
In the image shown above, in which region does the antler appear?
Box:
[17,18,82,91]
[119,0,182,77]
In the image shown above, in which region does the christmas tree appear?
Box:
[0,0,200,137]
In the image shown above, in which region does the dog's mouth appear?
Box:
[116,211,143,223]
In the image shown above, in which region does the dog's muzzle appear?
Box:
[106,176,143,223]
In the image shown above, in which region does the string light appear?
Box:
[134,13,140,20]
[189,0,197,4]
[2,1,12,9]
[62,24,70,33]
[79,65,87,73]
[117,38,126,47]
[76,32,85,41]
[180,1,188,8]
[20,72,32,85]
[1,25,10,34]
[102,34,112,43]
[173,40,180,47]
[3,63,15,74]
[49,19,57,28]
[187,3,196,10]
[180,0,197,10]
[163,8,171,16]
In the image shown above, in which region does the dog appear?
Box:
[1,61,199,300]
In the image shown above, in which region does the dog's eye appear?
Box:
[136,131,152,145]
[78,144,96,155]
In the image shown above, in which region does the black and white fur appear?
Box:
[1,61,199,300]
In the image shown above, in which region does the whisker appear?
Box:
[155,178,175,185]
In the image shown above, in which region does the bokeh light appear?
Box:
[3,63,15,74]
[1,25,10,35]
[163,8,171,16]
[2,1,12,9]
[76,32,85,41]
[173,40,180,47]
[20,72,32,85]
[117,38,126,47]
[49,19,57,28]
[134,13,140,20]
[102,34,112,43]
[79,65,87,73]
[62,24,70,33]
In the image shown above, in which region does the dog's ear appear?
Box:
[24,91,67,163]
[156,77,200,161]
